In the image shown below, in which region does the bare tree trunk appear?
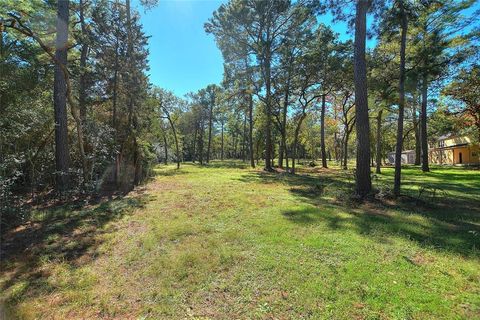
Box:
[291,113,307,174]
[77,0,90,183]
[279,130,286,168]
[394,1,408,196]
[256,140,260,165]
[285,145,289,169]
[279,76,290,168]
[54,0,70,192]
[192,126,197,163]
[79,0,88,125]
[198,120,204,165]
[320,94,327,168]
[70,99,89,184]
[278,137,284,167]
[124,0,141,185]
[221,121,224,161]
[163,134,168,165]
[166,116,180,169]
[343,131,349,170]
[264,40,273,171]
[112,32,120,185]
[206,96,214,163]
[232,130,236,159]
[126,0,133,126]
[271,142,275,168]
[248,94,255,168]
[420,72,430,172]
[292,139,297,173]
[242,111,247,162]
[413,92,421,165]
[353,0,372,197]
[375,109,383,174]
[333,131,339,161]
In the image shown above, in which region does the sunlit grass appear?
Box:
[1,161,479,319]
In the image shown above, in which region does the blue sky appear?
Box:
[134,0,360,96]
[135,0,479,97]
[134,0,226,97]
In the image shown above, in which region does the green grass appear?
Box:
[1,161,479,319]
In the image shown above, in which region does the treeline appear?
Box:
[1,0,158,217]
[156,0,478,197]
[1,0,479,217]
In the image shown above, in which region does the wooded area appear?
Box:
[1,0,479,209]
[1,0,479,319]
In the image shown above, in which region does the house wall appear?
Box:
[453,147,469,164]
[394,136,479,166]
[430,149,453,165]
[430,145,480,165]
[458,145,480,164]
[387,151,416,164]
[443,136,471,147]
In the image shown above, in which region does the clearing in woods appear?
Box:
[1,161,479,319]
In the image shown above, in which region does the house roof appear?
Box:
[438,134,453,140]
[387,150,415,155]
[431,143,469,150]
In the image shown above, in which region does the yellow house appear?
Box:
[429,135,480,165]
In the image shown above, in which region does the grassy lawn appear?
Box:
[1,161,479,319]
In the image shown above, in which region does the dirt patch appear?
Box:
[404,252,435,266]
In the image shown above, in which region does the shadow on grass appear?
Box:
[282,206,480,258]
[153,167,189,177]
[239,169,480,258]
[154,161,251,174]
[200,160,250,169]
[0,193,153,306]
[377,167,480,201]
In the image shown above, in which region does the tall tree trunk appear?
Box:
[79,0,88,125]
[163,134,168,165]
[0,26,4,188]
[413,92,421,165]
[343,131,349,170]
[375,109,383,174]
[278,137,284,167]
[394,3,408,196]
[206,96,214,163]
[420,72,430,172]
[291,140,297,173]
[112,31,120,185]
[221,121,224,161]
[279,130,286,168]
[192,126,197,163]
[285,145,289,169]
[78,0,90,183]
[125,0,140,184]
[291,113,307,174]
[320,94,327,168]
[279,74,290,168]
[54,0,70,192]
[198,121,204,165]
[232,130,236,158]
[167,116,180,169]
[271,142,275,168]
[264,41,273,171]
[256,140,260,165]
[353,0,372,197]
[242,111,247,162]
[334,131,339,163]
[126,0,133,125]
[248,94,255,168]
